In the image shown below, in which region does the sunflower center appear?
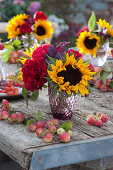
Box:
[57,64,82,86]
[84,36,97,49]
[36,26,46,36]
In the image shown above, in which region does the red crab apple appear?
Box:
[94,66,102,73]
[95,80,102,89]
[97,112,103,118]
[46,120,53,127]
[36,128,45,138]
[0,112,2,120]
[101,114,108,123]
[10,113,18,121]
[2,99,9,108]
[2,111,10,120]
[36,121,44,129]
[48,125,57,133]
[95,119,103,127]
[43,133,53,143]
[7,117,14,124]
[0,43,4,50]
[51,118,59,125]
[100,84,107,92]
[29,124,36,132]
[17,113,25,123]
[60,132,70,143]
[106,79,111,87]
[86,115,95,126]
[1,107,8,112]
[57,128,65,135]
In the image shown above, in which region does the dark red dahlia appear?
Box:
[67,49,83,60]
[34,11,47,21]
[20,23,32,34]
[88,63,95,72]
[22,58,47,92]
[32,44,50,60]
[77,27,89,36]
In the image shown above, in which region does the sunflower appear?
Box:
[47,53,95,96]
[34,19,54,40]
[76,31,100,57]
[7,13,28,39]
[96,19,113,37]
[17,68,23,82]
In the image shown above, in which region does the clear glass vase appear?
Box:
[48,83,76,120]
[89,42,109,67]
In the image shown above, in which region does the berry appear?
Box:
[101,114,108,123]
[36,128,45,138]
[0,43,4,50]
[43,133,53,143]
[36,121,44,129]
[57,128,65,135]
[46,120,53,127]
[95,80,102,89]
[95,119,103,127]
[100,84,107,92]
[2,111,10,120]
[51,119,59,125]
[48,125,57,133]
[87,115,95,126]
[60,132,70,143]
[10,113,18,121]
[29,124,37,132]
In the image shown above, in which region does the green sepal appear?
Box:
[110,81,113,88]
[61,121,73,132]
[22,84,28,106]
[31,90,39,102]
[48,56,57,65]
[26,119,35,128]
[88,11,96,32]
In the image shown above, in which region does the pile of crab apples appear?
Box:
[28,119,72,143]
[87,112,109,127]
[0,99,25,124]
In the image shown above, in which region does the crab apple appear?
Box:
[67,130,72,136]
[17,113,25,123]
[97,112,103,118]
[17,50,23,56]
[0,112,2,120]
[11,51,18,58]
[2,111,10,120]
[100,84,107,92]
[95,119,103,127]
[2,99,9,106]
[57,128,65,135]
[101,114,108,123]
[92,78,97,83]
[43,133,53,143]
[10,113,18,121]
[94,66,102,73]
[7,117,14,124]
[48,125,57,133]
[36,128,45,138]
[9,57,15,64]
[46,120,53,127]
[0,43,4,50]
[36,121,44,129]
[1,107,8,112]
[29,124,36,132]
[95,80,102,89]
[60,132,70,143]
[106,79,111,87]
[86,115,95,126]
[8,103,12,109]
[51,119,59,125]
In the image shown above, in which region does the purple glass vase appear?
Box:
[48,83,76,120]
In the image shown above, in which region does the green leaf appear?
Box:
[4,44,13,50]
[101,72,110,84]
[61,121,73,132]
[6,75,20,83]
[26,119,34,128]
[8,106,15,115]
[45,76,53,83]
[22,84,28,106]
[88,11,96,32]
[84,59,90,65]
[31,90,39,102]
[43,84,48,88]
[87,82,91,93]
[103,65,112,72]
[52,85,59,97]
[1,50,11,62]
[41,133,46,137]
[36,110,43,121]
[48,56,57,65]
[110,81,113,88]
[13,40,21,47]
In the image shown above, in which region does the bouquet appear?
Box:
[76,12,113,58]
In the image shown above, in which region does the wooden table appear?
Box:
[0,63,113,170]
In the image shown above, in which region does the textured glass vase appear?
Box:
[89,42,109,67]
[48,83,76,120]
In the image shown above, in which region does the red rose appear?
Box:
[22,58,47,92]
[32,44,50,60]
[88,63,95,72]
[67,49,83,60]
[77,27,89,36]
[20,23,32,34]
[34,11,47,21]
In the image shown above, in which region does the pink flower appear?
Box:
[88,63,95,72]
[67,49,83,60]
[29,1,41,16]
[34,11,47,21]
[77,27,89,36]
[13,0,25,5]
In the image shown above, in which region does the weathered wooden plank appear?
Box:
[29,135,113,170]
